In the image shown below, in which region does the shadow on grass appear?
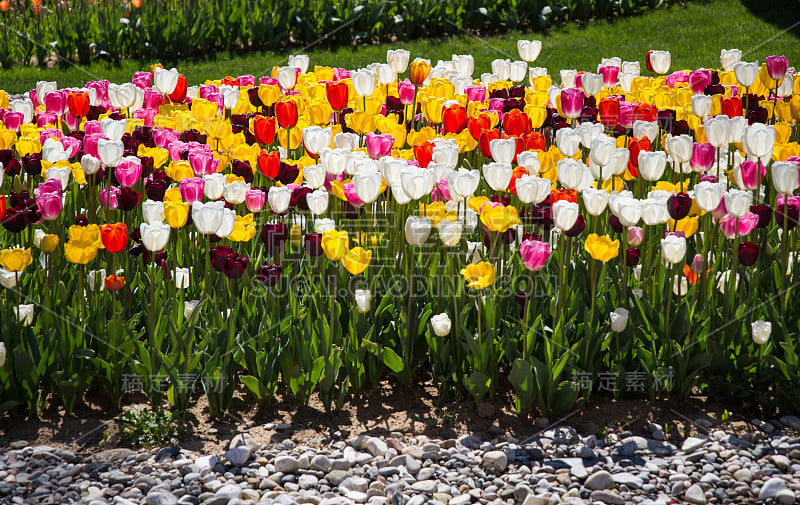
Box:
[740,0,800,37]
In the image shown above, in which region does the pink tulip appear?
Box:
[489,98,505,113]
[365,132,394,159]
[179,177,205,203]
[100,186,121,209]
[598,65,619,88]
[560,88,584,120]
[627,226,643,246]
[198,84,218,99]
[665,71,689,89]
[143,89,164,110]
[765,55,789,82]
[205,92,224,113]
[3,111,23,131]
[238,75,255,87]
[719,212,758,239]
[520,239,551,271]
[398,80,416,105]
[64,111,80,130]
[333,68,351,80]
[430,179,450,202]
[83,134,108,158]
[465,85,486,103]
[61,136,82,158]
[133,108,156,127]
[692,254,705,274]
[36,111,58,128]
[44,91,67,116]
[245,188,266,213]
[28,89,39,108]
[167,141,188,162]
[689,69,712,94]
[342,182,365,207]
[116,158,143,187]
[86,80,110,107]
[711,198,728,220]
[35,191,63,221]
[132,71,153,89]
[619,101,636,128]
[35,179,63,198]
[737,160,765,190]
[38,128,61,145]
[188,150,215,175]
[259,77,279,86]
[152,128,178,149]
[690,142,716,172]
[84,120,102,136]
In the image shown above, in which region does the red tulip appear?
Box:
[67,91,90,118]
[722,96,742,117]
[252,115,276,145]
[522,132,546,151]
[275,100,298,128]
[326,81,349,111]
[100,222,129,253]
[626,136,651,177]
[467,114,491,141]
[413,141,434,168]
[168,74,188,103]
[257,150,281,179]
[479,129,501,158]
[502,109,531,137]
[633,103,657,123]
[442,103,467,134]
[104,275,126,292]
[598,97,620,127]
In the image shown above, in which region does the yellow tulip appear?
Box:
[257,85,281,107]
[16,136,41,156]
[0,248,33,272]
[37,234,60,253]
[137,146,170,169]
[64,242,99,264]
[420,201,446,226]
[165,160,194,181]
[347,111,376,135]
[584,234,620,262]
[228,214,257,242]
[480,204,521,233]
[290,225,302,247]
[0,127,15,150]
[164,201,190,228]
[322,230,349,261]
[68,224,102,249]
[307,101,334,125]
[467,196,490,213]
[460,261,496,290]
[669,217,699,238]
[342,247,372,275]
[422,97,446,124]
[277,126,303,150]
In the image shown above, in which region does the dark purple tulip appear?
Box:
[609,214,623,234]
[565,214,585,237]
[261,222,288,256]
[667,192,692,220]
[1,206,27,233]
[750,204,772,228]
[304,232,323,257]
[256,262,282,287]
[625,247,641,267]
[118,187,141,212]
[738,241,759,266]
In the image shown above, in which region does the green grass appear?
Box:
[1,0,798,94]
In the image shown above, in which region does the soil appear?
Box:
[0,379,764,454]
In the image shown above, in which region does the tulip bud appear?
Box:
[355,289,371,314]
[609,307,629,332]
[627,227,643,247]
[751,320,772,345]
[431,313,452,336]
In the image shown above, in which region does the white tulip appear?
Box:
[560,69,577,88]
[517,40,542,62]
[581,72,603,97]
[661,235,687,265]
[751,320,772,345]
[276,66,297,90]
[649,50,671,74]
[610,307,629,333]
[772,162,799,195]
[42,138,69,164]
[704,115,731,148]
[314,218,336,233]
[579,122,604,149]
[287,54,309,74]
[641,198,670,225]
[489,138,516,164]
[691,94,712,118]
[615,197,643,227]
[742,123,775,159]
[665,134,693,164]
[219,85,240,110]
[97,139,124,168]
[215,208,236,238]
[405,216,432,246]
[10,98,34,124]
[638,151,667,181]
[484,162,513,191]
[673,275,689,296]
[724,189,753,217]
[509,61,527,83]
[387,49,410,73]
[589,136,616,167]
[192,200,225,235]
[693,181,724,212]
[556,127,581,157]
[431,313,452,336]
[142,200,165,225]
[107,83,137,110]
[720,49,742,71]
[140,222,170,252]
[302,126,332,156]
[447,168,480,200]
[14,304,35,327]
[0,267,18,289]
[632,120,659,143]
[353,69,377,97]
[733,61,758,87]
[223,181,249,205]
[552,200,579,231]
[203,173,225,200]
[777,73,794,98]
[438,219,463,247]
[353,170,382,204]
[557,158,584,190]
[174,267,190,289]
[304,164,327,189]
[184,300,201,320]
[305,189,329,216]
[515,175,551,204]
[401,167,435,200]
[355,289,371,313]
[582,188,609,216]
[268,186,292,214]
[36,81,57,101]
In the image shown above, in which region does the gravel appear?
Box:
[3,420,800,505]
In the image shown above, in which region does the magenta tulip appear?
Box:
[132,71,153,89]
[342,182,365,207]
[688,69,712,94]
[665,71,689,89]
[179,177,205,203]
[738,160,766,190]
[3,111,23,131]
[245,189,266,213]
[398,80,415,105]
[719,212,758,239]
[43,91,67,116]
[100,187,121,209]
[143,89,163,110]
[598,65,619,88]
[35,192,63,221]
[560,88,584,120]
[35,111,58,128]
[188,150,216,176]
[520,239,551,271]
[690,142,716,172]
[765,55,789,82]
[115,158,143,188]
[365,132,394,159]
[83,134,108,159]
[465,85,486,103]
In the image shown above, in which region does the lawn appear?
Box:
[0,0,798,94]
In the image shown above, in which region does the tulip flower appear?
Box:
[0,248,33,272]
[515,175,551,204]
[694,181,724,212]
[733,61,758,87]
[585,234,620,262]
[610,307,629,333]
[100,223,129,253]
[428,312,452,337]
[321,230,349,261]
[720,49,742,71]
[140,222,170,252]
[724,189,753,218]
[639,151,667,181]
[0,342,5,366]
[772,162,799,195]
[275,100,299,128]
[192,201,225,235]
[733,160,765,191]
[751,320,772,345]
[405,216,432,245]
[560,88,584,119]
[342,247,372,275]
[460,261,496,289]
[365,132,394,159]
[552,200,580,231]
[661,234,686,264]
[742,123,775,160]
[738,241,759,266]
[765,55,788,82]
[646,50,671,74]
[104,275,125,291]
[355,289,371,313]
[520,239,550,271]
[13,304,35,327]
[517,40,542,62]
[303,126,332,156]
[556,128,581,157]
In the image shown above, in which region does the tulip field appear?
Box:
[1,46,800,421]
